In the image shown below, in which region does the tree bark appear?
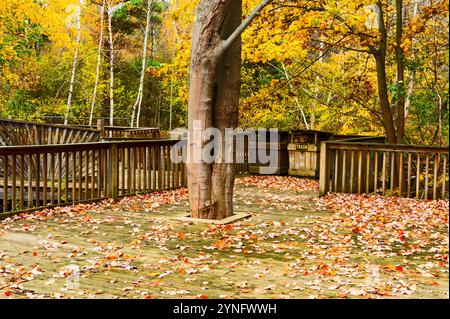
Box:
[404,1,419,120]
[373,1,396,144]
[131,0,153,128]
[209,0,242,220]
[186,1,221,219]
[395,0,405,144]
[187,0,272,219]
[89,0,105,126]
[107,1,115,127]
[169,76,173,131]
[64,2,82,125]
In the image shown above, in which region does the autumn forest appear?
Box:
[0,0,449,302]
[0,0,448,145]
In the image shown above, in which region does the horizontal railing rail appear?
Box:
[0,118,99,131]
[73,122,160,139]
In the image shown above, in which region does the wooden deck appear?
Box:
[0,180,447,299]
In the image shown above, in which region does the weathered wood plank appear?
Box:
[433,155,438,200]
[416,153,420,199]
[407,153,411,198]
[443,155,447,199]
[425,155,429,199]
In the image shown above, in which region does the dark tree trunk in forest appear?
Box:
[373,1,406,190]
[186,0,272,220]
[372,0,407,145]
[374,51,397,144]
[373,1,397,144]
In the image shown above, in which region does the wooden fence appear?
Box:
[74,121,160,139]
[0,139,186,218]
[0,118,100,146]
[105,127,160,139]
[0,118,161,147]
[319,139,449,200]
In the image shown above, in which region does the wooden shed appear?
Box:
[248,130,289,175]
[288,130,333,178]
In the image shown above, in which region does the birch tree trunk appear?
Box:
[131,0,153,128]
[395,0,405,144]
[107,1,115,127]
[89,1,105,126]
[169,76,173,131]
[187,0,272,220]
[64,2,82,125]
[404,1,419,120]
[280,62,310,129]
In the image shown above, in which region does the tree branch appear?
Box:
[216,0,273,56]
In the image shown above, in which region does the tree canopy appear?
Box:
[0,0,448,145]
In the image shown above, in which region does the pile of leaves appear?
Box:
[318,193,448,258]
[235,175,319,192]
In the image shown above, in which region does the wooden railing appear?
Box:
[78,121,160,139]
[319,139,449,200]
[0,118,160,147]
[116,127,160,139]
[0,118,100,146]
[0,139,186,218]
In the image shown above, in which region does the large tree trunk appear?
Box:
[209,0,242,220]
[186,1,218,218]
[186,0,272,220]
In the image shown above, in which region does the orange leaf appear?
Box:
[352,226,361,234]
[214,239,227,249]
[429,281,440,286]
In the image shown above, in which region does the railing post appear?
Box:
[97,119,105,139]
[109,143,119,201]
[319,142,329,196]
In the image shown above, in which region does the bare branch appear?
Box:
[216,0,273,56]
